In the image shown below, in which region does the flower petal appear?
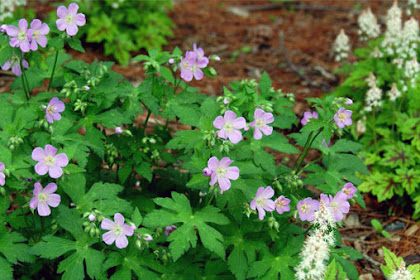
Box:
[218,177,231,191]
[219,157,233,167]
[44,145,58,156]
[43,183,57,194]
[32,147,46,161]
[47,194,61,207]
[227,166,239,180]
[101,218,115,230]
[35,162,48,176]
[233,117,246,129]
[123,225,134,236]
[75,14,86,26]
[115,235,128,249]
[228,130,242,144]
[213,116,225,129]
[114,213,125,226]
[55,153,69,167]
[29,196,38,210]
[57,6,68,18]
[38,203,51,216]
[102,231,116,245]
[224,110,237,122]
[207,157,219,171]
[56,19,67,31]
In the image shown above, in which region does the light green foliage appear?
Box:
[381,247,420,280]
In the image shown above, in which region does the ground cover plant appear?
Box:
[0,2,410,280]
[332,2,420,219]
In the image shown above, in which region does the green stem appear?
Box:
[294,128,323,173]
[47,51,59,92]
[207,192,216,206]
[20,60,30,100]
[372,110,378,151]
[142,110,152,136]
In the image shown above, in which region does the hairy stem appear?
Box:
[294,128,323,173]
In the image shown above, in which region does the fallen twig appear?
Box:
[228,3,353,13]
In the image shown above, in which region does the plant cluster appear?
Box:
[63,0,174,65]
[0,3,369,279]
[332,2,420,218]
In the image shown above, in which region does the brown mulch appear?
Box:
[1,1,419,278]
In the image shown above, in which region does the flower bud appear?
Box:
[143,234,153,242]
[90,227,97,237]
[210,55,221,61]
[168,58,175,64]
[135,239,142,249]
[88,213,96,222]
[115,127,123,134]
[202,168,212,177]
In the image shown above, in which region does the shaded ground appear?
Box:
[1,0,419,278]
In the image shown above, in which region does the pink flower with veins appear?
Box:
[5,19,33,52]
[207,156,239,192]
[213,110,246,144]
[29,182,61,216]
[334,107,353,128]
[29,19,49,51]
[320,192,350,222]
[297,197,319,222]
[46,97,65,123]
[192,43,209,67]
[0,162,6,186]
[56,3,86,36]
[250,186,276,220]
[339,182,357,199]
[31,145,69,179]
[249,108,274,140]
[101,213,134,249]
[274,195,290,214]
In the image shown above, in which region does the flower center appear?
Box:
[38,192,49,203]
[112,225,123,236]
[216,166,227,178]
[33,30,41,39]
[276,199,285,207]
[300,203,308,213]
[18,31,27,41]
[257,197,266,207]
[47,105,56,115]
[338,113,346,122]
[256,118,265,128]
[65,14,74,24]
[44,156,55,167]
[224,122,234,132]
[330,202,338,211]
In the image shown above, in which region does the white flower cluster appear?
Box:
[0,0,26,22]
[365,73,383,112]
[400,18,419,61]
[333,29,351,62]
[389,262,413,280]
[404,56,420,87]
[356,117,367,135]
[357,8,380,40]
[382,2,403,56]
[295,201,335,280]
[387,83,402,101]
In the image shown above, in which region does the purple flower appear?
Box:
[0,162,5,186]
[1,54,29,76]
[320,192,350,222]
[274,195,290,214]
[345,98,353,105]
[250,186,276,220]
[192,43,209,68]
[334,107,353,128]
[29,19,49,51]
[207,156,239,192]
[339,182,357,199]
[165,225,177,237]
[300,111,318,126]
[213,110,246,144]
[101,213,134,249]
[297,197,320,222]
[5,19,33,52]
[202,167,212,177]
[115,127,123,134]
[46,97,65,124]
[249,109,274,140]
[31,145,69,179]
[29,182,61,216]
[56,3,86,36]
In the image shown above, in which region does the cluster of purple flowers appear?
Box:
[213,108,274,144]
[297,182,356,222]
[250,186,291,220]
[179,43,209,82]
[301,103,353,129]
[0,3,85,76]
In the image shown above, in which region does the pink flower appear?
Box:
[115,127,123,134]
[300,111,318,126]
[179,51,195,82]
[192,43,209,68]
[345,98,353,105]
[320,192,350,222]
[46,97,65,124]
[101,213,134,249]
[334,107,352,128]
[56,3,86,36]
[29,19,49,51]
[207,156,239,192]
[213,110,246,144]
[249,109,274,140]
[29,182,61,216]
[165,225,177,237]
[0,162,5,186]
[274,195,290,214]
[1,54,28,76]
[5,19,32,52]
[31,145,69,179]
[250,186,276,220]
[339,182,357,199]
[297,197,319,222]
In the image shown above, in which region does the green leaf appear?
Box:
[136,162,153,182]
[67,37,85,53]
[132,207,143,227]
[144,192,229,261]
